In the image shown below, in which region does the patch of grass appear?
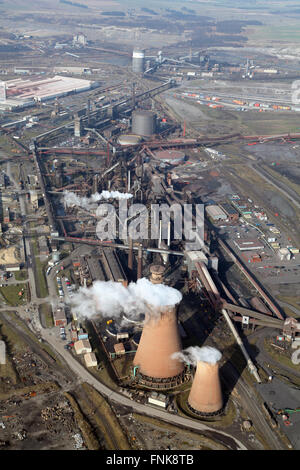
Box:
[276,295,300,312]
[264,338,299,371]
[0,283,29,306]
[14,270,28,281]
[39,303,53,328]
[34,259,48,298]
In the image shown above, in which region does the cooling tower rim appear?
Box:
[194,359,222,367]
[145,301,180,312]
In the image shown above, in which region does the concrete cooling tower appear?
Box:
[188,361,223,416]
[133,305,184,387]
[133,265,185,388]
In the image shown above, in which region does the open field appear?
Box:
[0,283,29,306]
[39,303,54,329]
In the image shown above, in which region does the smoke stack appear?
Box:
[149,264,164,284]
[128,236,133,270]
[188,361,223,416]
[137,244,143,279]
[133,265,184,385]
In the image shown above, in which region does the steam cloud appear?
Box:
[172,346,222,365]
[63,190,133,210]
[68,278,182,320]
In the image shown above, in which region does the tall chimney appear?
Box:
[133,264,184,384]
[128,236,133,270]
[188,361,223,415]
[137,243,143,279]
[149,264,164,284]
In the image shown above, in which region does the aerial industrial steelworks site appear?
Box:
[0,0,300,455]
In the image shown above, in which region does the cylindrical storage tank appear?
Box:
[132,48,145,73]
[133,304,184,380]
[117,134,142,146]
[188,361,223,416]
[132,110,156,136]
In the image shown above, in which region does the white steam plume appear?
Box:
[172,346,222,366]
[63,190,133,210]
[68,278,182,320]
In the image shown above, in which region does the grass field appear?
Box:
[32,240,49,298]
[264,338,300,373]
[39,303,54,328]
[14,270,28,281]
[0,283,29,306]
[246,24,300,44]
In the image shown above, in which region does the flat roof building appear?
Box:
[205,205,227,221]
[234,238,265,251]
[84,352,98,368]
[0,75,96,110]
[113,343,125,356]
[74,339,92,355]
[220,203,239,221]
[53,306,67,327]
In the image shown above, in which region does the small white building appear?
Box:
[84,352,98,368]
[148,392,167,409]
[74,339,92,355]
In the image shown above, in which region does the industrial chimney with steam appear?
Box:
[133,265,185,388]
[188,356,223,416]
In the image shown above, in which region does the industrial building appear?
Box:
[84,352,98,368]
[153,150,185,165]
[234,238,265,251]
[148,392,168,409]
[205,205,227,221]
[0,75,96,110]
[220,203,239,222]
[53,306,67,327]
[74,339,92,355]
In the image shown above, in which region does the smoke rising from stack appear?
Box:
[172,346,222,366]
[63,190,133,210]
[68,278,182,321]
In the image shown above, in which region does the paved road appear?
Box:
[41,328,248,451]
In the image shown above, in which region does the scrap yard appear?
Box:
[0,0,299,453]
